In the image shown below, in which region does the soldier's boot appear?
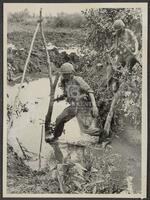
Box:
[45,123,57,143]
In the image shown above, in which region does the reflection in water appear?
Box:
[51,143,64,163]
[50,142,86,165]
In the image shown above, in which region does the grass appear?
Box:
[7,144,127,194]
[7,22,85,49]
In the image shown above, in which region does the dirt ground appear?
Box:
[7,24,84,86]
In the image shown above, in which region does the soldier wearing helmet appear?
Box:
[108,19,139,70]
[105,19,139,93]
[46,62,99,143]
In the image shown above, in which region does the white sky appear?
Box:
[4,3,145,16]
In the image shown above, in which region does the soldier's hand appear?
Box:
[92,106,99,118]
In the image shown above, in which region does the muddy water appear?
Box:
[7,77,141,194]
[111,131,141,194]
[7,77,96,169]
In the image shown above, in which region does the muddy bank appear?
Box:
[7,29,84,84]
[7,144,61,194]
[7,142,127,194]
[7,136,140,194]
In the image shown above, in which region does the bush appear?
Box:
[46,12,86,29]
[82,8,142,52]
[8,9,31,23]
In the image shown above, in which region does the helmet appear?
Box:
[113,20,125,30]
[60,62,75,74]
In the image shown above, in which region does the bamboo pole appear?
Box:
[104,83,125,136]
[39,8,52,87]
[16,137,27,160]
[9,23,40,129]
[39,124,44,170]
[56,165,65,193]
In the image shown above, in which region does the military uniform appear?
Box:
[114,28,138,70]
[54,76,94,138]
[107,22,139,92]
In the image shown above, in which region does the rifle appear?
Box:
[54,94,89,103]
[54,94,66,102]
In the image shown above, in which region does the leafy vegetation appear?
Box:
[8,9,32,23]
[82,8,142,51]
[78,8,142,130]
[45,12,86,29]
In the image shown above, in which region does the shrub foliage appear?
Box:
[79,8,142,129]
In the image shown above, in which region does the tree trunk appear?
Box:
[45,75,59,132]
[39,9,60,139]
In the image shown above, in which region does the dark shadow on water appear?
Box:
[50,142,64,163]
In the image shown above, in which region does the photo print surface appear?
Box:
[3,2,148,198]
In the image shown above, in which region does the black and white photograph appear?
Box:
[3,3,148,198]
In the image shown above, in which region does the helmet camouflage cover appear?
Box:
[113,19,125,30]
[60,62,75,74]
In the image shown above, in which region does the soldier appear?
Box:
[108,19,139,70]
[106,19,139,92]
[46,62,99,143]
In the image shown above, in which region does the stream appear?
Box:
[7,77,141,194]
[7,77,96,168]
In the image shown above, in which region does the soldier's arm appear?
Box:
[54,94,66,102]
[128,29,139,55]
[105,36,118,54]
[89,92,99,117]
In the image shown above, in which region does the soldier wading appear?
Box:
[45,62,99,143]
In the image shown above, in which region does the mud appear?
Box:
[7,30,83,82]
